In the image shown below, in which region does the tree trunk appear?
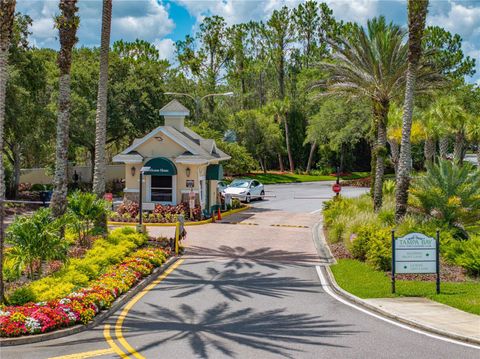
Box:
[50,0,79,218]
[92,0,112,198]
[439,137,448,159]
[374,116,387,211]
[424,137,435,165]
[284,114,294,172]
[50,73,72,216]
[278,47,285,100]
[278,153,284,172]
[306,141,317,173]
[13,145,20,199]
[0,0,17,303]
[477,143,480,168]
[388,139,400,174]
[453,131,464,164]
[395,66,416,220]
[339,143,345,173]
[395,0,428,222]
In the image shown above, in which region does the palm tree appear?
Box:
[269,99,294,172]
[0,0,17,304]
[430,95,469,164]
[92,0,112,197]
[50,0,79,218]
[466,114,480,166]
[318,17,408,210]
[387,104,424,173]
[395,0,429,221]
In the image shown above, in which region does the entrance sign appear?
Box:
[391,231,440,294]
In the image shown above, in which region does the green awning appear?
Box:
[143,157,177,176]
[206,164,223,180]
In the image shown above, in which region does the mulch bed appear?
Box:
[329,240,467,282]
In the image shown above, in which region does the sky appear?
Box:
[16,0,480,84]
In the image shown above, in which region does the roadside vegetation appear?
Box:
[0,192,174,337]
[324,160,480,314]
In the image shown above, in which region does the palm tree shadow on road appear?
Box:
[155,267,319,301]
[124,302,357,358]
[186,245,324,269]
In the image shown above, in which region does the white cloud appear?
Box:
[153,38,176,61]
[173,0,378,26]
[17,0,175,48]
[428,1,480,38]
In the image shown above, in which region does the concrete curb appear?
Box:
[323,266,480,346]
[0,255,181,347]
[317,223,480,347]
[311,221,336,265]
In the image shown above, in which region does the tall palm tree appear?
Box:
[270,99,294,172]
[318,17,408,210]
[92,0,112,197]
[0,0,16,304]
[50,0,79,218]
[430,95,469,164]
[395,0,429,221]
[467,114,480,166]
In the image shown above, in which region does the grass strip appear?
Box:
[331,259,480,315]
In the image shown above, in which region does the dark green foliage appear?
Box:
[410,160,480,233]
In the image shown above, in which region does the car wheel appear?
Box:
[245,193,251,203]
[259,190,265,200]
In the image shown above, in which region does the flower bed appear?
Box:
[0,247,170,337]
[110,201,202,223]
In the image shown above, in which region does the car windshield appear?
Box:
[230,180,251,188]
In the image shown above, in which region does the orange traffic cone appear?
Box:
[217,207,222,220]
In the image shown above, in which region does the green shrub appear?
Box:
[9,287,35,305]
[443,237,480,276]
[366,236,392,271]
[6,208,69,279]
[410,160,480,234]
[382,179,396,195]
[22,228,148,303]
[349,225,390,262]
[2,256,21,282]
[68,191,109,245]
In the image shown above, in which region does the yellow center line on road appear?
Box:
[48,348,115,359]
[104,324,131,358]
[113,259,185,359]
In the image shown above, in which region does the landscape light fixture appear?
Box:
[186,167,191,177]
[131,166,136,177]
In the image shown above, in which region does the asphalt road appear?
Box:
[1,182,478,359]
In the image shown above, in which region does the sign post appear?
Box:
[392,231,440,294]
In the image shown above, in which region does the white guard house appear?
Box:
[113,99,230,212]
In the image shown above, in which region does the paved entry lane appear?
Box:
[117,209,479,359]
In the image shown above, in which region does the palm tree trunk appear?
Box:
[0,0,16,304]
[13,144,21,199]
[284,115,294,172]
[92,0,112,198]
[453,131,464,164]
[439,137,448,159]
[374,117,387,211]
[50,0,79,218]
[388,139,400,174]
[395,0,428,222]
[477,144,480,168]
[424,137,435,164]
[51,73,73,216]
[306,140,317,173]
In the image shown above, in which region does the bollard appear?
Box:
[175,222,180,255]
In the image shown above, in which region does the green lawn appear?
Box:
[235,171,369,184]
[331,259,480,315]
